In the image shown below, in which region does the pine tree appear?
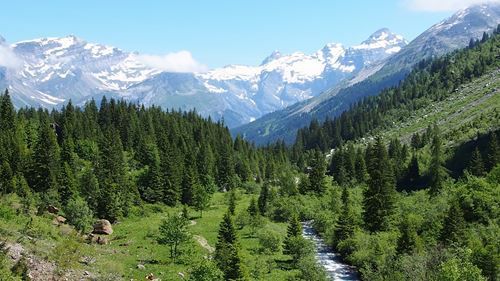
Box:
[214,212,243,280]
[247,197,258,218]
[257,182,269,215]
[96,128,126,222]
[80,169,100,210]
[407,153,420,184]
[139,146,164,203]
[228,190,237,216]
[440,199,466,246]
[429,125,446,196]
[161,144,182,206]
[283,214,302,255]
[59,162,78,205]
[363,137,396,232]
[31,118,60,193]
[309,149,327,193]
[397,215,421,254]
[354,148,367,183]
[217,144,236,191]
[0,161,13,194]
[487,132,499,170]
[181,153,198,205]
[469,147,485,176]
[334,187,356,244]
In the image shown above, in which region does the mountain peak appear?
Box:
[362,28,405,45]
[261,50,282,65]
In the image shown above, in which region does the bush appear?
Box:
[188,260,224,281]
[257,229,282,254]
[285,236,314,265]
[63,196,93,233]
[296,256,328,281]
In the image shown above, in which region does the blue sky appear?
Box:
[0,0,488,68]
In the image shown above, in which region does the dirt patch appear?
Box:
[193,235,214,253]
[6,242,96,281]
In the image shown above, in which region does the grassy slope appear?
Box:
[354,68,500,146]
[1,192,293,280]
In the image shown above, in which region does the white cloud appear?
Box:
[404,0,500,11]
[0,45,22,69]
[136,51,208,73]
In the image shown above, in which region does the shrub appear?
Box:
[63,196,94,233]
[188,260,223,281]
[257,229,282,254]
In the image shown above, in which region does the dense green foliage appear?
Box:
[0,27,498,281]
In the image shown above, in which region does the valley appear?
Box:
[0,2,499,281]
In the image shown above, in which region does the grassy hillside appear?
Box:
[0,191,295,280]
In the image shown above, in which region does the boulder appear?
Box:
[47,205,59,214]
[92,219,113,235]
[52,216,66,226]
[137,264,145,270]
[96,236,108,245]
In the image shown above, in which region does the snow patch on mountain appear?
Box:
[1,28,406,127]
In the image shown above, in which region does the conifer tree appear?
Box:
[407,153,420,184]
[228,190,237,216]
[214,212,243,280]
[59,162,78,205]
[309,149,327,193]
[363,137,396,232]
[96,128,126,221]
[80,169,100,210]
[440,199,466,245]
[283,214,302,255]
[487,132,499,169]
[0,161,13,194]
[397,215,421,255]
[31,118,60,193]
[247,197,258,218]
[257,182,269,215]
[335,187,356,244]
[354,148,367,183]
[429,125,446,196]
[469,147,485,176]
[181,153,198,205]
[217,144,236,191]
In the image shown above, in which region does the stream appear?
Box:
[302,221,359,281]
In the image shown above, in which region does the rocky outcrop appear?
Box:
[92,219,113,235]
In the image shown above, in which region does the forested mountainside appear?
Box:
[0,94,289,222]
[233,3,500,144]
[293,27,500,153]
[0,25,499,281]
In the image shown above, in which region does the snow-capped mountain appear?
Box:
[0,29,406,127]
[233,3,500,144]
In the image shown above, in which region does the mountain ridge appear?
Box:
[233,3,500,143]
[0,28,406,127]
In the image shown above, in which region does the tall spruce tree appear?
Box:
[334,187,356,245]
[440,199,466,246]
[309,149,327,193]
[31,118,60,193]
[363,137,396,232]
[469,147,485,176]
[283,214,302,255]
[429,125,446,195]
[257,182,269,215]
[487,132,499,170]
[214,212,244,280]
